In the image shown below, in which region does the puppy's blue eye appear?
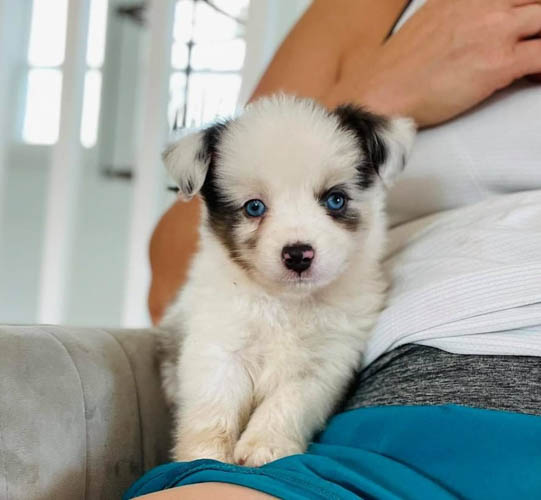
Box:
[325,192,346,211]
[244,199,266,217]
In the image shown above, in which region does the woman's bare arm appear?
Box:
[255,0,541,126]
[148,197,200,324]
[250,0,408,102]
[324,0,541,126]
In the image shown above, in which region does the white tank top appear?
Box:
[364,0,541,365]
[388,0,541,227]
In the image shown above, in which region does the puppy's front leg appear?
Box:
[234,366,349,467]
[173,345,252,463]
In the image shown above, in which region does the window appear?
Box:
[23,0,68,144]
[81,0,109,148]
[168,0,250,131]
[22,0,108,147]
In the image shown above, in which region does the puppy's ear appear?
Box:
[332,105,416,189]
[378,116,416,187]
[162,122,228,201]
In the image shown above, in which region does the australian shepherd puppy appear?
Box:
[158,95,415,467]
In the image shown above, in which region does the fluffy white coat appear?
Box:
[159,96,415,467]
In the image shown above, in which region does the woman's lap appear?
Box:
[125,346,541,499]
[125,404,541,499]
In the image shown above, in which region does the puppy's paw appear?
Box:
[173,446,234,464]
[233,436,304,467]
[173,433,235,464]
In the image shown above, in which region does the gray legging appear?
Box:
[345,344,541,416]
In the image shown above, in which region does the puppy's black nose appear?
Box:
[282,244,314,274]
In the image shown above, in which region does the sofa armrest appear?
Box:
[0,325,172,500]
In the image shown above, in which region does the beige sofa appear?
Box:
[0,325,172,499]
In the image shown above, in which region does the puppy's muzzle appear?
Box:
[281,244,314,274]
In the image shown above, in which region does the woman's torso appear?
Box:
[361,0,541,366]
[387,0,541,226]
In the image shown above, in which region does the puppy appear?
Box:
[158,95,415,467]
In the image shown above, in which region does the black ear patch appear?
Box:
[196,121,229,169]
[197,121,253,270]
[162,120,230,199]
[198,120,230,212]
[332,105,389,189]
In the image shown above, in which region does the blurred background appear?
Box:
[0,0,310,327]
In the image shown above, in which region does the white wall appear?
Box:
[66,3,146,327]
[0,1,42,324]
[0,153,48,323]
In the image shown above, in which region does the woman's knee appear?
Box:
[134,482,277,499]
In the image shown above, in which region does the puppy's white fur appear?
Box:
[159,95,415,467]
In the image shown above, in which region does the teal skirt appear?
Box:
[124,405,541,499]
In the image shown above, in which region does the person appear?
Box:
[127,0,541,498]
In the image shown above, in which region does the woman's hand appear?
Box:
[326,0,541,127]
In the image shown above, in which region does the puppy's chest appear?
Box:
[238,309,315,388]
[236,299,361,388]
[242,303,318,354]
[182,278,374,390]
